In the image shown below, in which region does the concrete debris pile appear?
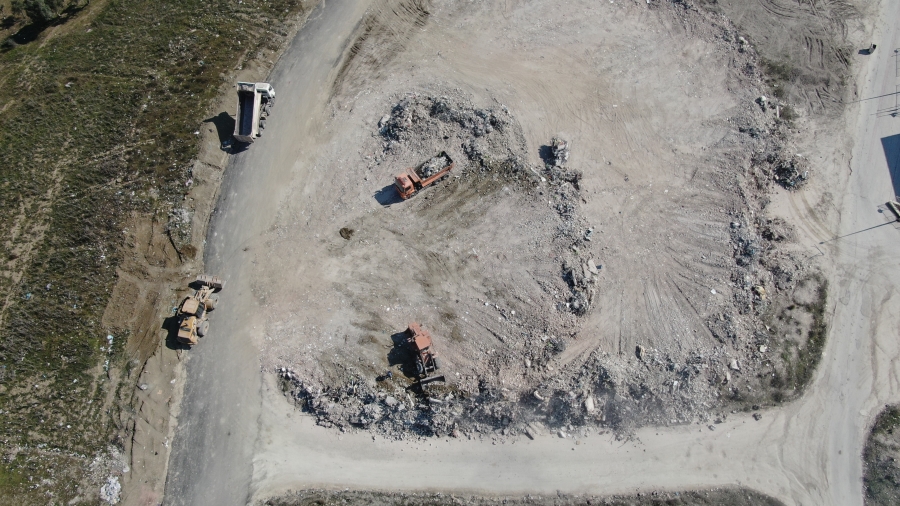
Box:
[270,72,822,442]
[278,367,506,440]
[100,476,122,504]
[538,137,597,314]
[549,137,569,166]
[377,92,531,181]
[420,153,451,177]
[770,154,809,190]
[563,258,599,315]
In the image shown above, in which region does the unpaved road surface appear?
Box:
[162,1,374,504]
[165,0,900,505]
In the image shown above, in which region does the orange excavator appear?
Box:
[394,152,454,199]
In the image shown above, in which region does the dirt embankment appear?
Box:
[263,487,784,506]
[255,0,857,444]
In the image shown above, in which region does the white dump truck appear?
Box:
[233,82,275,144]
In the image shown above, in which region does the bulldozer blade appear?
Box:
[419,375,446,386]
[887,201,900,221]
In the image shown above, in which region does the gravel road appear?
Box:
[163,1,374,504]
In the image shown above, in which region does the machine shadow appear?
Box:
[538,144,554,165]
[374,184,403,206]
[882,134,900,200]
[162,315,190,351]
[387,331,416,378]
[203,112,236,150]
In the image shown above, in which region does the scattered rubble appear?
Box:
[770,154,810,190]
[270,84,822,440]
[267,0,829,440]
[100,476,121,504]
[549,137,570,167]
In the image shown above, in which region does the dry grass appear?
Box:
[0,0,310,501]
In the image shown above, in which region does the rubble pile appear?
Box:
[377,92,531,181]
[549,137,569,167]
[419,153,451,177]
[562,257,599,316]
[278,367,523,439]
[770,154,809,190]
[273,83,821,440]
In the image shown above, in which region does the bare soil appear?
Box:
[257,0,833,441]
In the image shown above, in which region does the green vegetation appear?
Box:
[864,405,900,505]
[0,0,308,501]
[769,275,828,401]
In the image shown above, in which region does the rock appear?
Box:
[759,345,768,353]
[378,115,391,128]
[534,390,546,401]
[754,286,767,300]
[138,384,148,391]
[753,413,762,421]
[587,259,599,274]
[635,345,646,360]
[585,396,596,413]
[723,371,731,384]
[729,359,740,371]
[558,430,568,439]
[384,396,399,407]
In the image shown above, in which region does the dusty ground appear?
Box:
[258,0,824,440]
[166,0,900,504]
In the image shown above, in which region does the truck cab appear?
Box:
[394,172,418,199]
[254,82,275,99]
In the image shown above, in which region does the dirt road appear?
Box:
[166,0,900,505]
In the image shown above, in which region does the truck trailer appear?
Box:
[233,82,275,144]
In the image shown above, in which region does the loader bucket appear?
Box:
[195,274,224,292]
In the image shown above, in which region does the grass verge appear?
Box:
[0,0,309,502]
[769,275,828,401]
[864,404,900,505]
[263,488,785,506]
